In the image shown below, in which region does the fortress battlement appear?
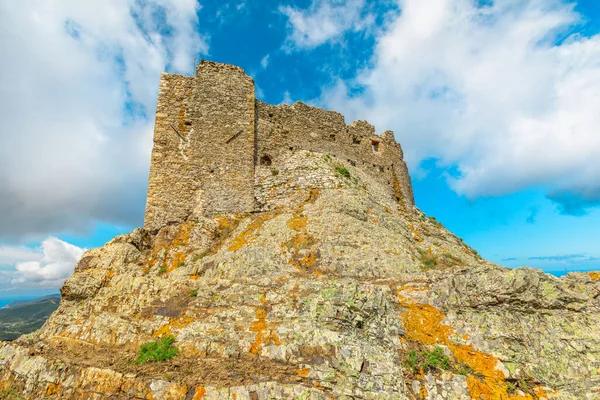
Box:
[144,60,414,230]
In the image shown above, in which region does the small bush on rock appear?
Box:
[406,346,451,373]
[136,335,179,364]
[335,166,351,178]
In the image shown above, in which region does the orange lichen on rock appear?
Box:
[408,223,423,242]
[398,288,538,400]
[168,251,187,273]
[533,386,548,398]
[44,383,60,396]
[153,316,195,337]
[287,215,308,231]
[296,368,310,377]
[228,213,276,252]
[248,298,280,355]
[418,383,428,399]
[282,209,322,272]
[172,221,193,247]
[588,271,600,281]
[163,383,189,400]
[192,387,206,399]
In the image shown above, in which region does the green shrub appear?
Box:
[189,289,198,297]
[407,350,419,372]
[158,265,167,274]
[136,335,179,364]
[406,346,451,373]
[335,166,351,178]
[177,262,185,268]
[418,249,438,270]
[456,363,473,376]
[271,168,279,176]
[422,346,451,370]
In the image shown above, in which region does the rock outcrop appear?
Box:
[1,63,599,400]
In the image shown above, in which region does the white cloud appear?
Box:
[0,0,207,240]
[321,0,600,213]
[280,0,375,49]
[0,238,84,290]
[0,245,42,266]
[281,91,293,105]
[261,54,270,69]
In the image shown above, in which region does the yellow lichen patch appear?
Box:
[397,289,538,400]
[282,213,321,272]
[419,383,428,399]
[45,383,60,396]
[288,215,308,231]
[533,386,548,398]
[248,297,281,356]
[408,223,423,242]
[163,383,189,400]
[168,251,187,273]
[153,316,195,337]
[280,189,323,273]
[214,214,244,244]
[588,272,600,281]
[173,221,194,247]
[192,387,206,399]
[228,213,276,252]
[397,285,430,292]
[145,221,195,273]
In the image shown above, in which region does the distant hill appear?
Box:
[3,294,60,309]
[0,294,60,341]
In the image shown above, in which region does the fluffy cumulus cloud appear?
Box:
[280,0,376,49]
[11,237,85,289]
[0,237,84,291]
[0,0,206,240]
[315,0,600,215]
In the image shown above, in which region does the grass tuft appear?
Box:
[136,335,179,365]
[406,346,451,373]
[335,166,351,178]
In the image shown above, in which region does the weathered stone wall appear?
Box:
[144,73,195,231]
[255,101,414,209]
[145,62,256,231]
[145,61,414,231]
[188,61,256,217]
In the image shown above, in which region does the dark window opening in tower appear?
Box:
[371,140,380,152]
[260,155,272,166]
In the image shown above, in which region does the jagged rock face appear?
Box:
[1,152,599,400]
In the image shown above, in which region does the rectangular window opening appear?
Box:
[371,140,380,153]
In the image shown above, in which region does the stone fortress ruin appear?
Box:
[144,60,414,231]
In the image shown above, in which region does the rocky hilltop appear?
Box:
[1,62,599,400]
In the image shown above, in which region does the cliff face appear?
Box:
[1,150,599,400]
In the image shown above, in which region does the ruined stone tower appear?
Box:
[144,60,414,231]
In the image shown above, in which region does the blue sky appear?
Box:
[1,0,600,298]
